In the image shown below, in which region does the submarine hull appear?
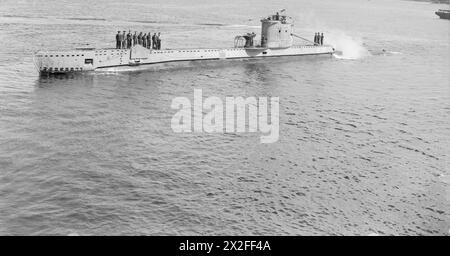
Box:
[435,11,450,20]
[34,45,334,75]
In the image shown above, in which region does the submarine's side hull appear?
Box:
[35,45,334,74]
[435,11,450,20]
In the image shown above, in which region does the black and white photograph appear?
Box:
[0,0,449,241]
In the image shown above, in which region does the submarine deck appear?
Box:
[35,44,334,74]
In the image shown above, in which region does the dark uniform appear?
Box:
[143,33,147,48]
[152,33,156,49]
[127,31,132,48]
[157,32,161,50]
[133,32,137,46]
[138,32,142,45]
[147,33,151,49]
[320,33,324,45]
[314,33,318,45]
[116,31,121,49]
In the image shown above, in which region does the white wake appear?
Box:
[326,32,371,60]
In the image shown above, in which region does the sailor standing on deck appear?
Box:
[137,32,142,45]
[127,30,132,48]
[147,33,152,49]
[142,33,147,48]
[157,32,161,50]
[152,33,157,49]
[154,33,158,49]
[116,31,121,49]
[119,31,124,49]
[122,31,126,49]
[133,32,137,46]
[320,33,324,45]
[314,33,318,45]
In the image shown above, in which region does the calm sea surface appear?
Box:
[0,0,449,235]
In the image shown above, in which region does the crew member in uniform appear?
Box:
[152,33,157,49]
[142,33,147,48]
[122,31,126,49]
[147,33,152,49]
[127,30,132,48]
[320,33,324,45]
[119,31,124,49]
[116,31,121,49]
[314,33,318,45]
[133,32,137,46]
[157,32,161,50]
[138,32,142,45]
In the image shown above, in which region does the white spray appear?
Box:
[293,11,370,60]
[325,31,371,60]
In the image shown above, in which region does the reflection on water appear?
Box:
[36,73,95,87]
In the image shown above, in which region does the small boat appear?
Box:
[435,9,450,20]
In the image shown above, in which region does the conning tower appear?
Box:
[260,13,293,49]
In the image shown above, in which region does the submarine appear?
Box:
[34,12,335,74]
[435,9,450,20]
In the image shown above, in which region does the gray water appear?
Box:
[0,0,449,235]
